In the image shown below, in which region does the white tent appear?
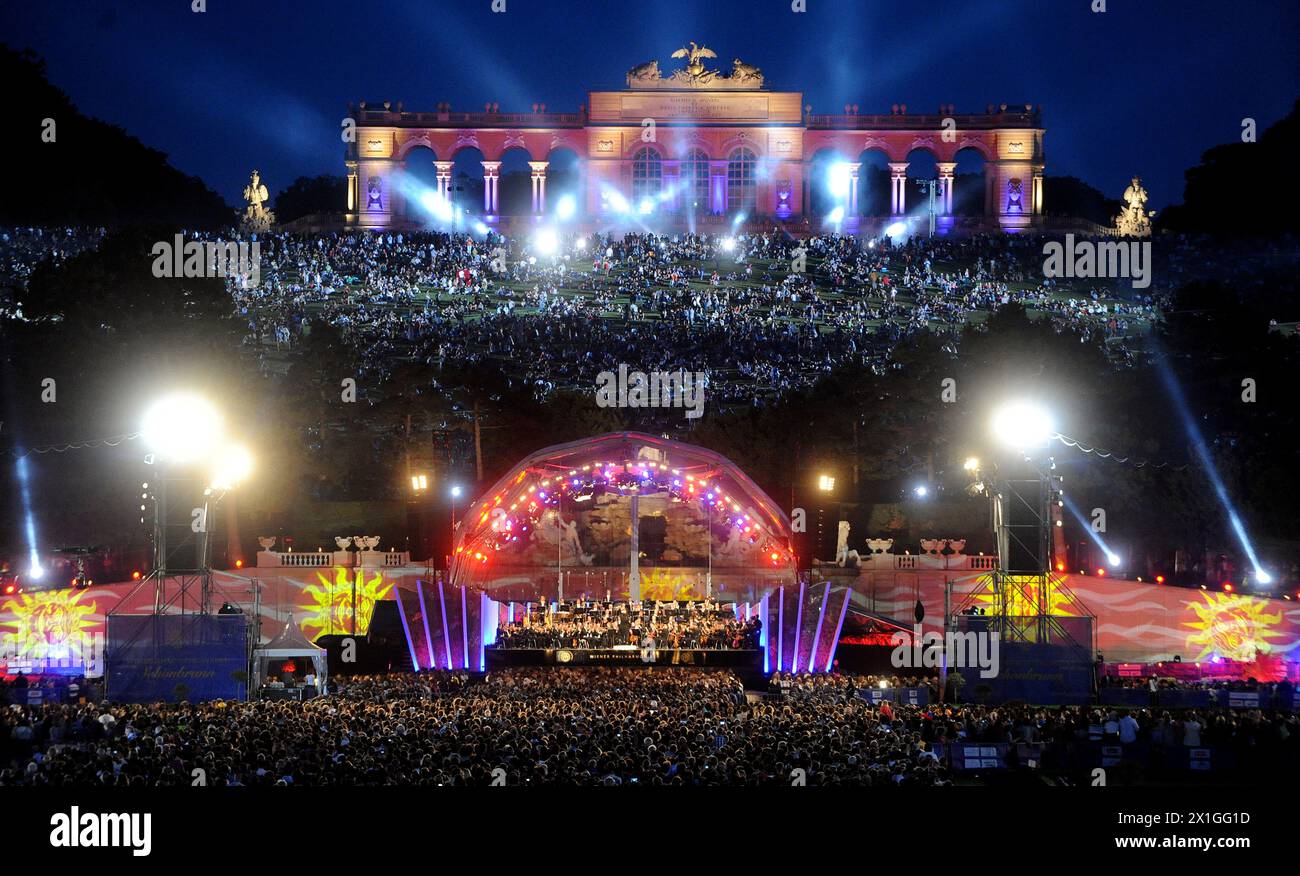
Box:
[252,621,328,696]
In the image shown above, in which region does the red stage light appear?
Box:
[1155,575,1165,584]
[3,584,14,595]
[1096,568,1106,577]
[1223,583,1233,592]
[235,559,244,569]
[132,570,142,580]
[1055,563,1065,572]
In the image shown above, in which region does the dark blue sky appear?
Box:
[4,0,1296,208]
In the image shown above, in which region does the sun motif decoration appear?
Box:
[299,567,393,640]
[0,588,100,663]
[1183,591,1286,663]
[972,574,1080,616]
[638,568,705,602]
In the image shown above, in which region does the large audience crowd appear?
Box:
[228,228,1172,407]
[7,223,1284,411]
[3,667,1296,787]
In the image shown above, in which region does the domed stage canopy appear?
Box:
[450,432,795,602]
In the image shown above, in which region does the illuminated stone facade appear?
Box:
[345,46,1045,234]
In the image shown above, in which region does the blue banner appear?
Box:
[958,642,1093,705]
[106,615,248,703]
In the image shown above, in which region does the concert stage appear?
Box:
[486,646,762,670]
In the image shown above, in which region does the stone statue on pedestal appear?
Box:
[241,169,276,233]
[1114,175,1154,237]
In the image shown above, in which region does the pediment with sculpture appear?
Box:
[628,41,764,90]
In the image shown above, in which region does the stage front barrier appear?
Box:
[105,614,248,703]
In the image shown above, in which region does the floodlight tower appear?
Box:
[986,400,1060,643]
[138,394,252,615]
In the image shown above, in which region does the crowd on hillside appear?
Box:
[0,226,106,316]
[4,668,1297,786]
[6,224,1279,409]
[226,228,1173,407]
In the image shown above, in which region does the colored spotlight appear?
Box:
[555,194,577,220]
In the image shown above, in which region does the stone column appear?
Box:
[662,160,681,212]
[709,160,729,215]
[936,162,957,215]
[847,162,862,216]
[528,161,549,214]
[481,161,501,214]
[345,161,359,213]
[1032,166,1045,215]
[434,161,454,199]
[888,162,909,216]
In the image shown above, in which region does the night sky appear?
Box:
[3,0,1296,209]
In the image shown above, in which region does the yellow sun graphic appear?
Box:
[299,567,393,639]
[1183,591,1285,663]
[638,568,705,601]
[973,574,1078,616]
[0,588,99,663]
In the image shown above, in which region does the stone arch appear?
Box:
[952,145,988,218]
[903,147,939,214]
[807,146,851,218]
[497,145,534,216]
[449,145,485,214]
[395,134,437,161]
[856,147,892,217]
[399,144,440,222]
[545,146,583,218]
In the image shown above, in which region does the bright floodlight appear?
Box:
[27,564,44,580]
[420,191,454,222]
[575,237,588,250]
[606,191,630,214]
[963,456,981,472]
[450,485,463,498]
[473,221,490,235]
[555,194,577,220]
[828,162,851,198]
[1256,569,1273,585]
[211,444,253,489]
[884,221,907,238]
[826,206,845,224]
[1107,552,1121,567]
[990,400,1056,450]
[817,474,835,492]
[533,228,558,255]
[913,485,929,498]
[721,237,736,252]
[142,394,223,464]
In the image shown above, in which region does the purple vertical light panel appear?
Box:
[393,586,421,671]
[810,582,830,673]
[438,580,453,669]
[460,586,470,670]
[417,580,436,669]
[825,587,853,672]
[777,586,785,672]
[792,581,807,672]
